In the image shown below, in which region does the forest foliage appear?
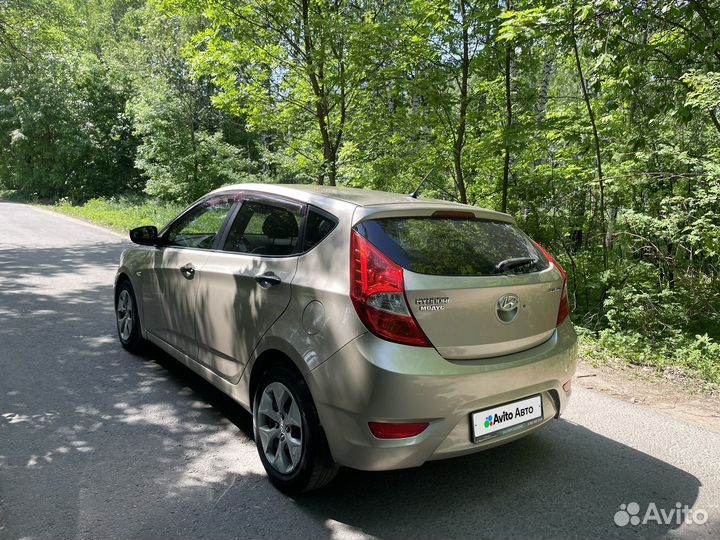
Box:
[1,0,719,381]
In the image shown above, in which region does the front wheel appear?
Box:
[253,366,338,494]
[115,280,146,354]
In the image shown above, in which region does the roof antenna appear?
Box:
[410,169,434,199]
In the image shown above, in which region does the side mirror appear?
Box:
[129,225,159,246]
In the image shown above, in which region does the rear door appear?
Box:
[354,213,564,359]
[193,194,303,381]
[143,194,236,357]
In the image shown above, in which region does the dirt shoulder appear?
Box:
[575,357,720,433]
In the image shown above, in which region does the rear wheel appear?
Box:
[115,280,145,354]
[253,366,338,494]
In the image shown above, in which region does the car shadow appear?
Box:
[134,340,706,539]
[297,418,704,539]
[113,339,706,540]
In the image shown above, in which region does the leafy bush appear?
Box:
[0,54,138,201]
[137,129,255,202]
[588,329,720,385]
[126,40,258,203]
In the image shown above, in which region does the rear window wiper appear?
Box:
[493,257,538,274]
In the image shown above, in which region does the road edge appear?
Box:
[27,204,128,240]
[575,359,720,434]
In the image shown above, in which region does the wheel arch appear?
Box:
[249,348,307,412]
[114,271,131,300]
[114,268,146,338]
[247,346,338,478]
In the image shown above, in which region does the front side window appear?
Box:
[223,200,302,256]
[166,197,235,249]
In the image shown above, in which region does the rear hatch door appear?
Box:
[354,212,564,359]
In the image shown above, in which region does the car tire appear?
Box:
[253,366,338,494]
[115,280,146,354]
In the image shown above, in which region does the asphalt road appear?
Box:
[1,201,719,540]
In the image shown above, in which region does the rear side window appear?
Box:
[224,201,302,256]
[302,209,337,251]
[354,217,548,276]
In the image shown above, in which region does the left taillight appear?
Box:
[533,241,570,326]
[350,229,432,347]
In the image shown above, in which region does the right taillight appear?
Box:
[350,230,432,347]
[533,241,570,326]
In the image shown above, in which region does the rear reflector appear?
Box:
[368,421,429,439]
[563,380,572,392]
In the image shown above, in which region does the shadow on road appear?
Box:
[0,213,711,539]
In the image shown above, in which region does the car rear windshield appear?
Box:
[354,217,549,276]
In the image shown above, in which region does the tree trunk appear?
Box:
[452,0,470,204]
[571,16,607,269]
[322,134,337,186]
[314,105,335,186]
[301,0,337,186]
[709,108,720,135]
[188,103,199,188]
[501,40,512,213]
[536,53,555,121]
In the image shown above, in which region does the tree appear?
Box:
[123,4,257,201]
[165,0,385,186]
[0,0,139,200]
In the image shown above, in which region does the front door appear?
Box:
[143,195,236,357]
[194,196,303,381]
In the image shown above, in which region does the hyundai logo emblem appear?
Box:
[496,293,520,323]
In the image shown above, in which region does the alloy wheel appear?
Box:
[116,289,134,342]
[257,382,303,474]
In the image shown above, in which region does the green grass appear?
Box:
[577,326,720,386]
[38,196,184,233]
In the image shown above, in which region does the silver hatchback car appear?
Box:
[115,184,577,493]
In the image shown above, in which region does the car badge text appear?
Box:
[415,297,449,311]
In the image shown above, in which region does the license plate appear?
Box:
[471,394,543,442]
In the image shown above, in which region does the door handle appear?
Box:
[180,263,195,280]
[255,273,281,288]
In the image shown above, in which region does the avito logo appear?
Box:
[614,502,708,527]
[483,406,536,430]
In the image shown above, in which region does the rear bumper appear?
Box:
[307,320,578,471]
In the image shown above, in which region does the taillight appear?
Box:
[350,230,432,347]
[533,241,570,326]
[368,421,429,439]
